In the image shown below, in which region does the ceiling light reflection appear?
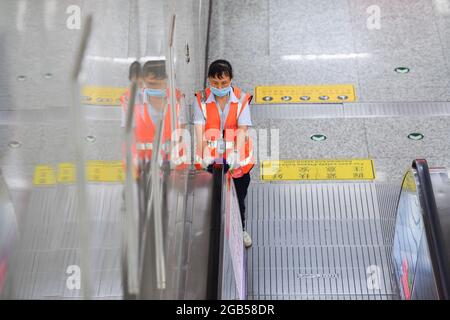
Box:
[87,55,166,64]
[281,53,371,61]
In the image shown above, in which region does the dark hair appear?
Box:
[208,59,233,79]
[128,61,141,80]
[142,60,167,79]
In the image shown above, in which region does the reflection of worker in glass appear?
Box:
[120,60,187,171]
[120,60,187,249]
[193,59,254,248]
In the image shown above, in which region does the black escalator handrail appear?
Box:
[413,159,450,299]
[206,165,224,299]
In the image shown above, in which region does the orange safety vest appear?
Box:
[120,89,187,170]
[194,86,254,175]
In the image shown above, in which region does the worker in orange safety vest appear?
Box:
[120,60,188,174]
[193,59,254,248]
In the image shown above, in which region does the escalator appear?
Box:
[135,164,244,300]
[5,156,447,300]
[132,159,450,300]
[3,183,124,299]
[244,159,450,300]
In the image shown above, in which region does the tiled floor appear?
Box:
[208,0,450,185]
[209,0,450,102]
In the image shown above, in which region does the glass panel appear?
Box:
[0,0,210,300]
[392,170,439,300]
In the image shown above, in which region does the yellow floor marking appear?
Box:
[86,160,125,182]
[81,86,127,106]
[33,165,57,185]
[261,159,375,181]
[33,161,125,185]
[57,162,76,183]
[255,84,356,104]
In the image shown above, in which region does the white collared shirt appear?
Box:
[193,88,252,126]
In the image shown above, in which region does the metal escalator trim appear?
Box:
[203,0,213,88]
[70,14,94,299]
[247,183,399,300]
[206,165,223,299]
[375,183,401,298]
[412,159,450,299]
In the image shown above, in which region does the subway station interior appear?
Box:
[0,0,450,300]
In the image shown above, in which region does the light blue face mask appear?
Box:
[210,85,231,97]
[144,88,166,98]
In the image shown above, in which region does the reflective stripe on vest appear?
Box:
[206,140,235,149]
[239,150,253,167]
[198,89,207,119]
[136,142,153,150]
[237,92,251,118]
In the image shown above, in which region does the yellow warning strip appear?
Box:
[255,84,356,104]
[57,162,76,183]
[86,160,125,182]
[81,86,127,106]
[33,165,57,185]
[261,159,375,181]
[33,161,126,185]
